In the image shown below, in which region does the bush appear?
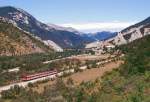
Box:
[1,85,22,99]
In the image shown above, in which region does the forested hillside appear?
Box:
[69,35,150,102]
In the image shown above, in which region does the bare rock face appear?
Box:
[114,32,127,45]
[112,17,150,46]
[86,17,150,50]
[43,40,63,52]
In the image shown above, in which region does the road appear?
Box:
[0,68,75,93]
[0,54,120,93]
[0,75,56,93]
[43,54,110,64]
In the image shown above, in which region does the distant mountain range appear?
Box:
[0,6,95,49]
[1,6,149,57]
[0,6,119,50]
[87,31,117,41]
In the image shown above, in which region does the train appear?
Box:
[21,69,58,81]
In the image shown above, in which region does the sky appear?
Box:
[0,0,150,32]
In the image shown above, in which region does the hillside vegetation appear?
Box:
[72,35,150,102]
[0,33,150,102]
[0,20,53,56]
[0,49,88,86]
[70,35,150,102]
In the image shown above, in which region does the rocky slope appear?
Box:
[113,17,150,45]
[85,32,117,49]
[85,17,150,49]
[0,19,53,56]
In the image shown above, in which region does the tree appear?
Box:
[75,88,84,102]
[55,78,66,91]
[66,78,74,86]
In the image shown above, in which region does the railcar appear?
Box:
[21,69,58,81]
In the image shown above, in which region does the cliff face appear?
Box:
[85,17,150,50]
[111,17,150,46]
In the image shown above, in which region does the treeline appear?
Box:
[0,49,83,70]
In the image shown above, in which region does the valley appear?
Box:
[0,3,150,102]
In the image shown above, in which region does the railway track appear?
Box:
[0,55,123,93]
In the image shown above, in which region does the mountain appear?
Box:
[90,31,117,41]
[0,19,53,56]
[84,31,117,49]
[0,6,92,49]
[85,17,150,49]
[113,17,150,45]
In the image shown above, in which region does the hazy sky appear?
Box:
[0,0,149,32]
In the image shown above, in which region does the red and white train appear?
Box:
[21,69,58,81]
